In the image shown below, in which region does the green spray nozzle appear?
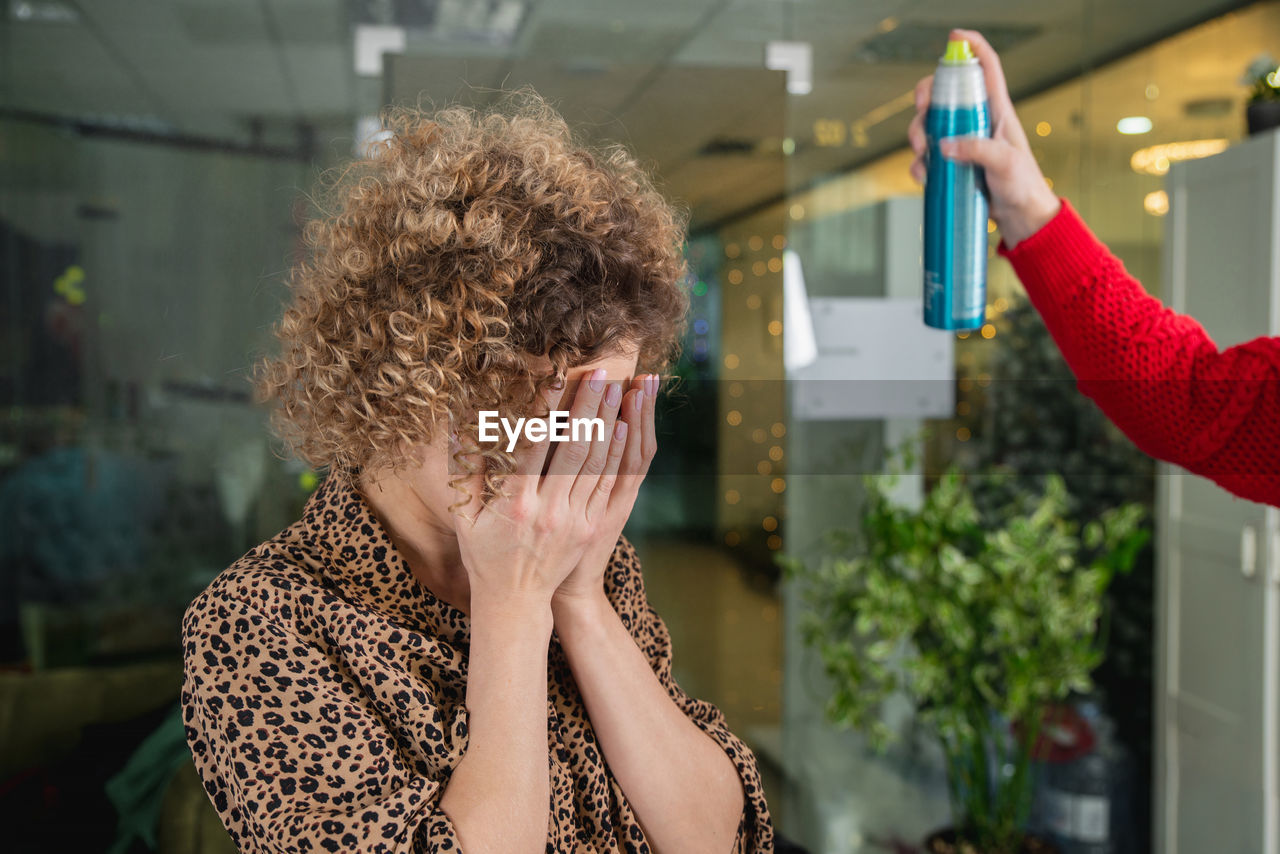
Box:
[942,39,976,64]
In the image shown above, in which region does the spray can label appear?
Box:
[923,43,991,332]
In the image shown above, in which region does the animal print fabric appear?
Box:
[181,473,775,852]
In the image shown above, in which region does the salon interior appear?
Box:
[4,0,1280,852]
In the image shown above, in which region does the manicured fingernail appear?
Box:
[588,368,606,392]
[634,389,644,411]
[614,420,627,441]
[649,374,659,396]
[605,382,621,406]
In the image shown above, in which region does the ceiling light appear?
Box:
[9,0,78,23]
[766,41,813,96]
[1116,116,1153,135]
[354,24,406,76]
[1130,139,1230,175]
[783,250,817,373]
[353,0,526,49]
[1144,190,1169,216]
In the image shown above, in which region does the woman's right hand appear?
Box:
[907,27,1061,249]
[450,368,626,611]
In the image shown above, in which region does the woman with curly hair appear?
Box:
[179,94,774,853]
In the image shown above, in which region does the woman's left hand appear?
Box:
[552,373,658,607]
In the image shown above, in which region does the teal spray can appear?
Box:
[923,38,991,330]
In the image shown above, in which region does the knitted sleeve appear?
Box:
[1000,198,1280,507]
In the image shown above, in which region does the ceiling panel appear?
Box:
[386,55,510,108]
[608,66,786,225]
[266,0,348,44]
[175,3,267,45]
[283,44,354,114]
[2,0,1268,228]
[489,63,654,127]
[521,21,687,65]
[387,57,785,228]
[7,20,160,118]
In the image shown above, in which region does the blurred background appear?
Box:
[3,1,1279,852]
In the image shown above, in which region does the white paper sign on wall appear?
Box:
[790,297,954,420]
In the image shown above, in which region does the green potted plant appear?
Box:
[782,465,1148,854]
[964,302,1156,851]
[1242,53,1280,136]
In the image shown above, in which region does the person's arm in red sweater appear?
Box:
[999,199,1280,506]
[908,28,1280,507]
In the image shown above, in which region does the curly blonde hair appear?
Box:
[253,92,689,494]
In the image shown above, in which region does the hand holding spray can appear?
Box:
[923,38,991,331]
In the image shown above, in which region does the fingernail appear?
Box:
[939,139,957,157]
[588,368,606,392]
[605,382,621,406]
[648,374,659,396]
[614,420,627,441]
[634,389,644,411]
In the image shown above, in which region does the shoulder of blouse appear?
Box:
[181,535,321,643]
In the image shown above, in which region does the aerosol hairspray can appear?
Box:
[923,39,991,331]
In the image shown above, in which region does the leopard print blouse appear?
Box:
[180,473,775,852]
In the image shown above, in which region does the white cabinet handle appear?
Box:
[1242,524,1258,578]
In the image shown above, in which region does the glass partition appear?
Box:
[3,1,1278,851]
[776,3,1280,852]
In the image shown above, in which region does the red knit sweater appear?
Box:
[999,198,1280,507]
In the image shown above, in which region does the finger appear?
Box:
[569,380,624,507]
[994,112,1029,150]
[641,374,658,465]
[907,111,927,158]
[913,74,933,114]
[511,377,566,484]
[585,418,628,521]
[614,374,659,511]
[950,29,1014,122]
[939,135,1009,172]
[909,155,926,185]
[617,387,646,478]
[542,367,607,495]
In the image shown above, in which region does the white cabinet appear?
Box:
[1157,129,1280,854]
